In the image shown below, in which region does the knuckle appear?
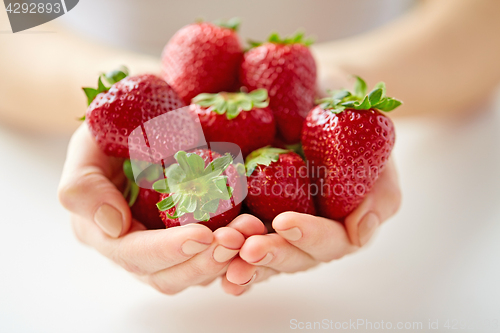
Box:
[58,169,105,211]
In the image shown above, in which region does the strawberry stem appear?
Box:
[317,76,402,113]
[154,151,236,222]
[245,146,289,176]
[192,89,269,120]
[214,17,241,31]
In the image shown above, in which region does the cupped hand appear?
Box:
[58,124,266,294]
[221,158,401,296]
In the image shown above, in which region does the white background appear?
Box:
[1,95,499,332]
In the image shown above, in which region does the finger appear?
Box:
[238,233,318,273]
[58,124,131,237]
[72,214,213,274]
[145,226,245,295]
[272,212,358,262]
[223,258,278,296]
[344,157,402,246]
[225,214,268,238]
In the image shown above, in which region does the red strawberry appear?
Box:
[131,188,164,229]
[302,77,401,221]
[153,149,246,231]
[240,32,317,144]
[244,147,316,223]
[161,19,243,104]
[191,89,275,157]
[123,160,165,229]
[84,70,185,159]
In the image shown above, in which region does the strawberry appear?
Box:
[244,147,316,223]
[161,19,243,104]
[301,77,401,221]
[191,89,275,157]
[240,32,317,144]
[131,188,164,229]
[123,160,165,229]
[153,149,246,231]
[84,69,185,159]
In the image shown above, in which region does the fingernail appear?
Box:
[213,245,239,263]
[252,252,273,265]
[94,204,123,238]
[277,227,302,241]
[358,213,380,246]
[181,240,210,255]
[239,273,257,286]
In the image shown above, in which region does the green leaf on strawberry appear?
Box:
[214,17,241,31]
[82,66,129,108]
[247,31,314,49]
[245,146,289,176]
[317,76,402,114]
[154,150,236,222]
[192,89,269,120]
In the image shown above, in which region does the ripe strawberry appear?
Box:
[302,77,401,220]
[84,70,185,159]
[244,147,316,223]
[161,19,243,104]
[240,32,317,144]
[123,160,165,229]
[153,149,246,231]
[191,89,275,157]
[131,188,164,229]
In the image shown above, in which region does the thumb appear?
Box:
[58,124,132,238]
[344,157,402,247]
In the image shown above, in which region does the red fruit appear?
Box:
[161,20,243,104]
[191,89,275,157]
[122,160,165,229]
[154,149,245,231]
[240,32,317,144]
[302,77,401,220]
[131,188,165,229]
[85,71,185,159]
[244,147,316,223]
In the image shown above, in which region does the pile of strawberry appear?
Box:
[82,19,401,231]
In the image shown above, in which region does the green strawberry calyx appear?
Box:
[80,66,129,120]
[153,151,235,222]
[213,17,241,31]
[248,31,314,49]
[244,146,289,177]
[192,89,269,120]
[317,76,403,114]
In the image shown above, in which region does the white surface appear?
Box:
[1,99,500,333]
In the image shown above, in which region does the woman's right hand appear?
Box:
[58,124,266,294]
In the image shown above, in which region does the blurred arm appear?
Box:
[0,11,159,134]
[313,0,500,117]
